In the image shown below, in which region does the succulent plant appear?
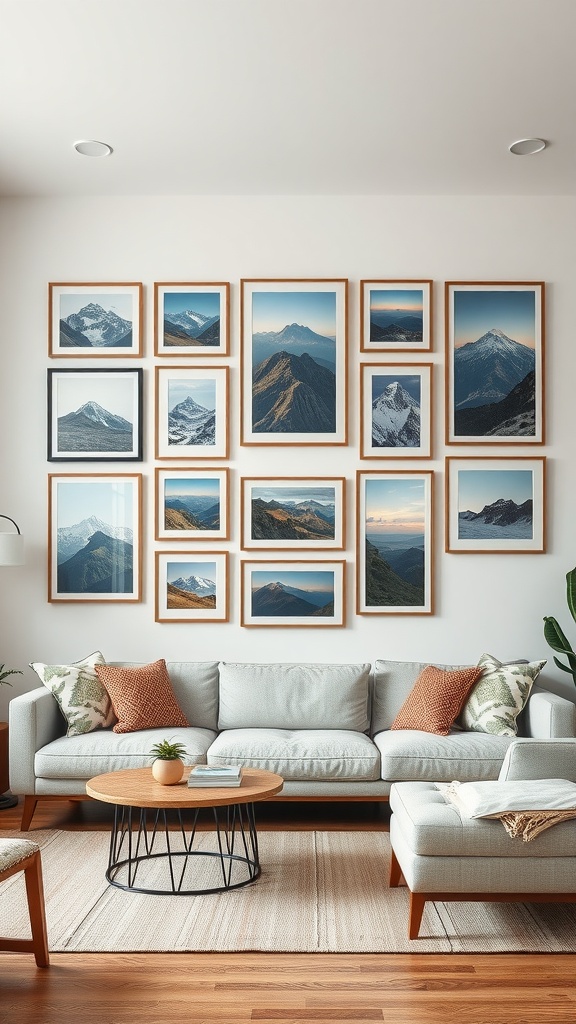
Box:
[149,738,188,762]
[543,566,576,686]
[0,665,22,687]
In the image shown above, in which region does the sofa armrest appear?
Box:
[9,687,64,794]
[498,738,576,782]
[523,685,576,739]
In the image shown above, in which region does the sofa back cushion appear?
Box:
[218,662,371,731]
[111,662,219,731]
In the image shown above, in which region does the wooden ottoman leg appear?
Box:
[408,892,426,939]
[20,796,38,832]
[389,847,403,888]
[24,852,49,967]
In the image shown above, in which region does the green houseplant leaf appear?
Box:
[149,739,188,762]
[0,665,22,687]
[543,568,576,687]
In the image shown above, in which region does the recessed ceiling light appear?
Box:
[508,138,547,156]
[73,140,113,158]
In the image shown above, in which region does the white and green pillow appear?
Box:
[459,653,546,736]
[30,651,116,736]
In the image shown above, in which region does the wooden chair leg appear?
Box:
[408,891,426,939]
[24,851,49,967]
[20,796,38,832]
[389,847,403,888]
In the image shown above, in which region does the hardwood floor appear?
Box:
[1,797,575,1024]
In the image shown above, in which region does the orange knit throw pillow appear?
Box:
[390,665,483,736]
[95,659,189,734]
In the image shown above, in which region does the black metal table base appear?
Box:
[107,801,260,895]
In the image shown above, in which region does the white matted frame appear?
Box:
[360,280,432,352]
[155,467,229,541]
[155,365,229,459]
[241,278,348,445]
[154,282,230,356]
[356,470,433,615]
[48,473,142,603]
[49,283,143,357]
[241,477,345,550]
[360,363,432,459]
[155,550,229,623]
[445,456,546,554]
[241,559,345,627]
[445,281,545,445]
[47,368,143,462]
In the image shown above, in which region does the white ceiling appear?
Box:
[1,0,575,197]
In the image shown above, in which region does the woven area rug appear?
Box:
[2,829,576,953]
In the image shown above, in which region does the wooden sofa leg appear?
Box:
[389,848,403,888]
[21,796,38,832]
[24,852,49,967]
[408,892,426,939]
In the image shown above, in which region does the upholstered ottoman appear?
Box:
[388,778,576,938]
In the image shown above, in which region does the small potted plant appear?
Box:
[149,738,188,785]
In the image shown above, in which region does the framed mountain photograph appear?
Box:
[154,282,229,356]
[445,457,546,554]
[155,551,229,623]
[241,477,345,550]
[445,281,545,444]
[356,470,433,615]
[49,283,143,357]
[240,279,348,445]
[155,467,229,541]
[241,560,345,627]
[360,363,432,459]
[47,368,143,462]
[48,473,142,602]
[360,280,432,352]
[155,366,229,459]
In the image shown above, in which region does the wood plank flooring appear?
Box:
[1,797,575,1024]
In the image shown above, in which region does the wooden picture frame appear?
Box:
[48,473,142,602]
[155,365,229,460]
[360,280,432,352]
[241,278,348,445]
[360,362,432,459]
[241,559,345,627]
[49,283,143,357]
[155,551,229,623]
[356,470,433,615]
[47,368,143,462]
[155,467,229,541]
[241,477,345,550]
[445,456,546,554]
[445,281,545,444]
[154,282,230,356]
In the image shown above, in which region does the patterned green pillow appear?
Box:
[458,653,546,736]
[30,651,116,736]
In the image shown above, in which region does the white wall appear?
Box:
[1,194,575,717]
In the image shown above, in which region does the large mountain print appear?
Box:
[252,323,337,434]
[453,328,536,437]
[59,303,133,349]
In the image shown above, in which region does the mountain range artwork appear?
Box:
[449,285,543,442]
[457,469,534,541]
[251,569,335,618]
[164,478,221,533]
[166,560,217,611]
[369,288,424,346]
[250,486,335,544]
[371,374,421,448]
[162,292,221,349]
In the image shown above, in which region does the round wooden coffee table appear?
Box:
[86,766,284,895]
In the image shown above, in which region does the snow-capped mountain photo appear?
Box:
[57,401,134,453]
[57,515,134,564]
[165,561,218,611]
[169,574,216,596]
[371,379,421,448]
[168,396,216,446]
[159,288,224,351]
[458,497,533,540]
[61,302,133,348]
[164,309,219,338]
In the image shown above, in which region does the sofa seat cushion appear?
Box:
[34,727,216,780]
[373,728,511,783]
[390,781,576,858]
[208,729,381,781]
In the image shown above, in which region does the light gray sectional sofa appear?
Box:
[9,660,576,830]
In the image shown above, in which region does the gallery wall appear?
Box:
[1,192,576,717]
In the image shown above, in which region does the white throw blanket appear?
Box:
[437,779,576,842]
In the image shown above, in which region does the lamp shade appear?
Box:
[0,516,24,566]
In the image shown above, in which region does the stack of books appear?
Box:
[187,764,242,788]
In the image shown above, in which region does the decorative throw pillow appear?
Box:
[95,659,189,734]
[30,651,115,736]
[390,664,483,736]
[458,653,546,736]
